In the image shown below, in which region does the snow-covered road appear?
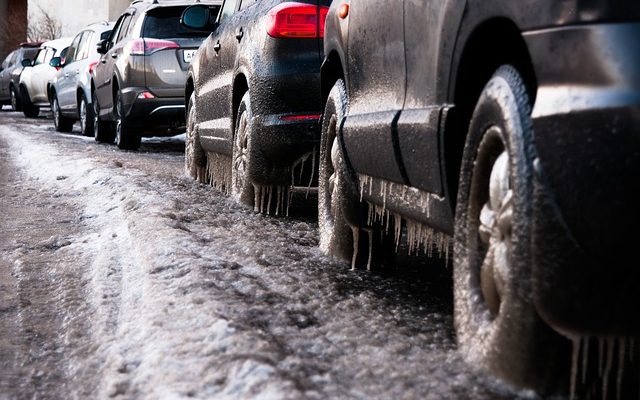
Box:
[0,111,532,399]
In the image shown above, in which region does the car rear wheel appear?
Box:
[79,93,94,137]
[231,92,255,206]
[185,93,207,183]
[453,65,564,392]
[93,90,115,143]
[21,87,39,118]
[318,79,359,262]
[52,95,74,132]
[115,90,140,150]
[10,86,21,111]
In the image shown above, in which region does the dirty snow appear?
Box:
[0,111,535,399]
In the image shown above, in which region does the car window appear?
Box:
[101,30,112,41]
[65,33,83,64]
[32,49,47,66]
[143,6,217,38]
[218,0,239,23]
[77,31,94,60]
[108,14,127,47]
[1,52,12,69]
[22,48,39,64]
[117,14,133,43]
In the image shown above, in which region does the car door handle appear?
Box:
[75,69,80,74]
[213,41,221,53]
[235,27,244,41]
[64,73,69,78]
[111,53,118,59]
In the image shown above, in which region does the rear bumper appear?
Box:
[525,22,640,335]
[121,87,185,135]
[249,114,320,186]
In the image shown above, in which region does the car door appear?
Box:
[30,48,55,103]
[58,32,84,111]
[198,0,241,153]
[342,0,408,185]
[95,13,132,116]
[399,0,466,195]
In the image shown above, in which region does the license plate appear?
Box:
[183,50,197,63]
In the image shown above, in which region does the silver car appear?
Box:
[49,22,113,135]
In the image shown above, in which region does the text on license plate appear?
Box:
[183,50,197,63]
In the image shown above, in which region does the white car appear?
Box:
[19,37,73,118]
[49,22,113,135]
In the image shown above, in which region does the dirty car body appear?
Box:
[185,0,331,197]
[321,0,640,393]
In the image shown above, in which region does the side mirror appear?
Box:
[96,40,108,55]
[181,5,212,30]
[21,59,32,67]
[49,57,62,68]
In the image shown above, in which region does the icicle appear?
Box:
[366,228,373,271]
[570,336,581,400]
[307,148,316,198]
[253,184,260,212]
[582,336,590,384]
[394,213,402,251]
[351,226,359,271]
[599,338,605,377]
[266,186,273,214]
[275,186,281,216]
[360,177,366,202]
[617,337,625,400]
[603,337,615,400]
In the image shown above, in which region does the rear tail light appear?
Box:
[127,38,180,56]
[88,61,99,75]
[266,3,330,39]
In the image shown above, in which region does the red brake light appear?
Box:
[88,61,99,74]
[266,3,330,39]
[127,38,180,56]
[279,113,321,122]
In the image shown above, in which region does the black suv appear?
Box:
[181,0,331,212]
[0,43,41,111]
[92,0,222,150]
[320,0,640,395]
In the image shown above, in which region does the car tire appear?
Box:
[93,89,115,143]
[52,95,74,132]
[21,87,39,118]
[115,90,140,150]
[10,85,22,111]
[185,93,207,183]
[231,92,255,206]
[318,79,361,262]
[453,65,565,392]
[79,93,94,137]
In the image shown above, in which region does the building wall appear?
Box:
[1,0,28,59]
[28,0,130,38]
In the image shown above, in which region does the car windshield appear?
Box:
[143,6,214,39]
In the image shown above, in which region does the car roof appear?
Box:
[41,37,74,51]
[131,0,222,10]
[82,21,115,32]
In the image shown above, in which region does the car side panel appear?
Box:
[341,0,407,184]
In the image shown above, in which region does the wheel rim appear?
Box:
[233,111,249,193]
[10,89,17,110]
[470,127,513,317]
[323,115,339,230]
[53,98,60,129]
[115,94,123,144]
[93,97,100,140]
[80,98,87,133]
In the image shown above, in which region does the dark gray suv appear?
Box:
[92,0,221,150]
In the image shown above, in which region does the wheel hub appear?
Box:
[477,143,514,316]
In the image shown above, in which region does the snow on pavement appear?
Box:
[0,115,531,399]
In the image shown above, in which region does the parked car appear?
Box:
[0,42,42,111]
[48,21,114,135]
[92,0,221,150]
[19,37,73,118]
[320,0,640,395]
[181,0,331,212]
